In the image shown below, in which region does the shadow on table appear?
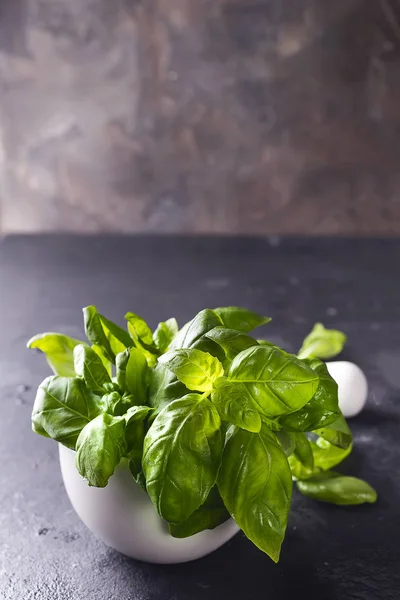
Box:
[355,404,400,428]
[116,530,335,600]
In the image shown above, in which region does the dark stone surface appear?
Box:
[2,1,400,233]
[0,235,399,599]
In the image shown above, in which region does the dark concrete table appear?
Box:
[1,235,399,600]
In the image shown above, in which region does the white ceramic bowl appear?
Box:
[59,445,239,563]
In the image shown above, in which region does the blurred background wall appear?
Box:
[0,0,400,235]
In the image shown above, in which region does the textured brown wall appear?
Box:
[1,0,400,234]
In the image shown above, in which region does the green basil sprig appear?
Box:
[28,307,377,562]
[298,322,347,360]
[27,333,87,377]
[218,424,292,562]
[143,394,223,523]
[297,472,377,505]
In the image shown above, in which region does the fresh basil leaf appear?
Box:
[298,323,347,360]
[125,312,153,345]
[148,363,188,412]
[206,327,259,361]
[311,437,352,471]
[274,430,296,457]
[257,340,276,347]
[83,306,132,362]
[297,472,377,505]
[27,333,87,377]
[75,413,126,487]
[164,309,226,387]
[288,433,314,480]
[143,394,223,523]
[125,312,159,366]
[103,381,120,394]
[119,394,139,414]
[150,310,225,412]
[211,378,261,433]
[124,406,153,480]
[73,344,111,394]
[91,344,112,377]
[99,313,133,354]
[83,307,120,361]
[31,376,103,449]
[125,405,153,446]
[314,414,352,450]
[32,420,51,438]
[125,312,156,350]
[218,424,292,562]
[153,318,179,353]
[190,335,226,362]
[159,349,224,393]
[278,358,340,431]
[102,390,134,416]
[170,309,223,350]
[226,346,319,418]
[103,391,123,415]
[135,471,147,491]
[213,307,271,333]
[116,348,149,404]
[169,486,230,538]
[310,415,353,471]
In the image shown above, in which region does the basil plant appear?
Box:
[28,306,377,562]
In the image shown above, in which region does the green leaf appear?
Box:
[288,433,314,480]
[153,318,179,353]
[314,414,352,450]
[124,406,153,480]
[298,323,347,360]
[99,313,133,355]
[103,391,123,415]
[27,333,87,377]
[125,312,155,348]
[309,415,353,472]
[278,358,340,431]
[135,471,147,491]
[213,307,271,333]
[170,309,223,350]
[257,340,276,347]
[211,378,261,433]
[150,310,225,413]
[125,405,153,446]
[91,344,112,377]
[169,486,230,538]
[226,346,319,418]
[102,390,135,416]
[125,312,153,345]
[31,376,103,449]
[32,420,51,438]
[125,312,159,366]
[148,363,188,412]
[218,424,292,562]
[311,437,352,471]
[274,430,296,457]
[206,327,259,361]
[73,344,111,393]
[75,413,126,487]
[143,394,223,523]
[159,349,224,393]
[116,348,149,404]
[297,472,377,505]
[83,306,132,362]
[104,381,121,393]
[189,335,226,362]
